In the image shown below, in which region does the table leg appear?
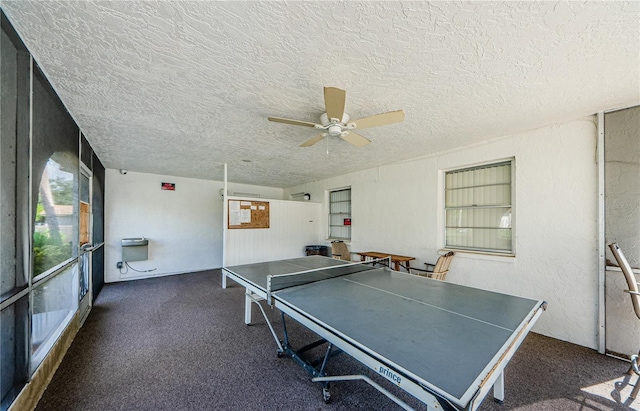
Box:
[493,371,505,403]
[394,261,400,271]
[245,290,253,324]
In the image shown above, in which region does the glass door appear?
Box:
[78,166,93,323]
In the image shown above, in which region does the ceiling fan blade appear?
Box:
[324,87,346,121]
[268,117,317,128]
[300,134,325,147]
[340,131,371,147]
[350,110,405,129]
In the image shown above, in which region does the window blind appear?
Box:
[445,161,513,253]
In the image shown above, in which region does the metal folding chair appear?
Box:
[609,243,640,399]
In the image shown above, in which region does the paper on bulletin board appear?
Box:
[240,209,251,223]
[229,200,241,225]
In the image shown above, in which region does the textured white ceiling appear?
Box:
[2,1,639,188]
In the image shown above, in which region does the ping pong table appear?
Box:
[222,256,545,410]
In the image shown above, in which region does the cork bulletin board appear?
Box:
[228,200,270,229]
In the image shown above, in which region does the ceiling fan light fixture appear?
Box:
[328,125,343,136]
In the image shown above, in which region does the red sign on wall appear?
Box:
[161,182,175,191]
[344,218,351,226]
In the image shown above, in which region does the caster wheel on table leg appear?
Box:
[322,387,331,403]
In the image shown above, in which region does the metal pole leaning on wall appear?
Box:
[222,163,228,288]
[597,111,605,354]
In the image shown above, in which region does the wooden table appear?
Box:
[357,251,415,272]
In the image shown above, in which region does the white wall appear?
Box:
[285,118,600,349]
[104,170,282,283]
[224,197,322,266]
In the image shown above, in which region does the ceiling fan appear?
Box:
[268,87,405,147]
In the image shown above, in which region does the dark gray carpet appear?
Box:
[35,270,635,410]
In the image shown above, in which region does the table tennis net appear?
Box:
[267,258,388,294]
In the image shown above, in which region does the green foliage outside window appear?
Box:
[33,160,76,277]
[50,177,73,205]
[33,231,71,276]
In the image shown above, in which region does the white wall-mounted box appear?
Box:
[121,238,149,262]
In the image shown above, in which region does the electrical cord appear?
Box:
[125,261,157,273]
[118,261,157,274]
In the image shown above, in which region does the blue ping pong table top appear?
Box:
[224,256,543,406]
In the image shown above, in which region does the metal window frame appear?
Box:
[0,19,36,400]
[328,187,351,241]
[444,160,515,254]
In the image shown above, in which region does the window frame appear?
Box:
[328,187,352,241]
[443,159,515,256]
[1,13,33,406]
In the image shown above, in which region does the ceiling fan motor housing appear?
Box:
[328,125,343,136]
[320,112,350,127]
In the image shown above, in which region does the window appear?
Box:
[1,14,106,410]
[445,160,513,254]
[2,15,31,408]
[31,263,78,371]
[329,188,351,240]
[33,158,77,277]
